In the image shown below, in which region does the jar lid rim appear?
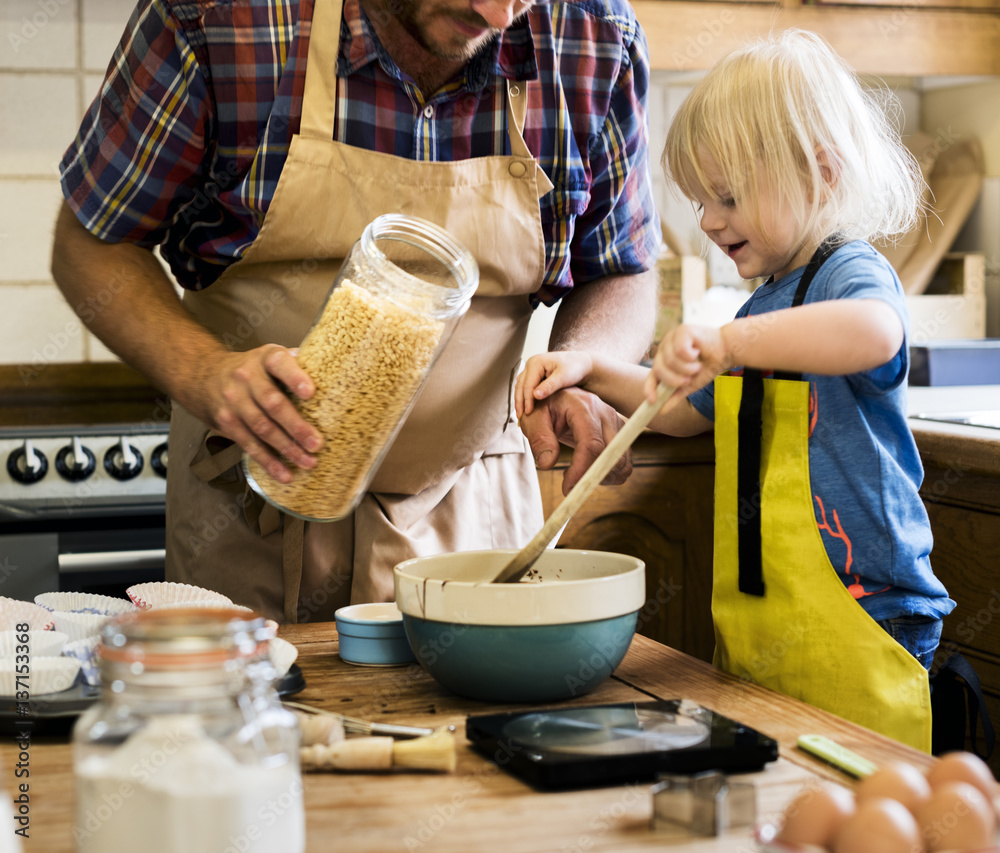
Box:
[360,213,479,307]
[98,606,274,663]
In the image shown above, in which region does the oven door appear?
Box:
[0,504,165,601]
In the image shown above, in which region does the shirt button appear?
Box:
[508,161,527,178]
[423,105,434,118]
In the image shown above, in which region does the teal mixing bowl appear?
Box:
[393,549,645,703]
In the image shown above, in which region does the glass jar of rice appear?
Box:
[243,214,479,521]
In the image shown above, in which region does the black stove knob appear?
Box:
[56,438,97,482]
[7,440,48,484]
[151,442,168,478]
[103,438,144,481]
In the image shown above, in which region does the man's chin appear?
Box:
[426,31,497,63]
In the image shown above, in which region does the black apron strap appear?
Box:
[931,653,996,760]
[736,236,843,597]
[771,236,844,382]
[737,367,766,595]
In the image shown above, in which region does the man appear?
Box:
[51,0,660,623]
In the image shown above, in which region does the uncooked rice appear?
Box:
[247,278,444,518]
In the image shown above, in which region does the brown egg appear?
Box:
[777,783,856,848]
[926,751,999,803]
[833,797,923,853]
[917,780,997,852]
[856,761,932,815]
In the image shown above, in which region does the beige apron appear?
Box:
[165,0,552,623]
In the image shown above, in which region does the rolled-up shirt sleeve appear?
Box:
[533,6,660,306]
[570,23,659,283]
[59,0,210,250]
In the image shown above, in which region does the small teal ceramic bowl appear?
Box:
[334,602,416,666]
[393,549,645,703]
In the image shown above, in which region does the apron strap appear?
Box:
[300,0,341,139]
[737,367,766,596]
[772,235,845,381]
[736,236,842,596]
[301,0,554,203]
[930,653,996,759]
[189,433,295,613]
[282,516,305,624]
[506,80,555,198]
[190,442,243,481]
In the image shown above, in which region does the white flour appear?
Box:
[75,716,304,853]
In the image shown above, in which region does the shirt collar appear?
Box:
[336,0,538,92]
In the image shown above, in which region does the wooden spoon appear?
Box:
[491,383,676,584]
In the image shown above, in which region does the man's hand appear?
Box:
[189,345,323,484]
[518,386,631,496]
[51,203,323,484]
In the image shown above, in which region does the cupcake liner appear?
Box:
[154,601,254,613]
[61,637,100,686]
[34,591,137,617]
[268,637,299,679]
[127,582,234,610]
[0,656,80,696]
[0,630,68,657]
[0,596,56,632]
[51,610,113,642]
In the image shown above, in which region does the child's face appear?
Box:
[690,153,815,282]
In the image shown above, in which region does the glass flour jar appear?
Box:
[72,608,304,853]
[243,213,479,521]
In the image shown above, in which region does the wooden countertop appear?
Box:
[2,625,935,852]
[622,385,1000,479]
[908,385,1000,479]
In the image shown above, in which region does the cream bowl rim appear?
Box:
[394,548,646,627]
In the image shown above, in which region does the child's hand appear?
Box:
[643,324,729,403]
[515,352,594,418]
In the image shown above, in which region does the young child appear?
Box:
[515,29,953,751]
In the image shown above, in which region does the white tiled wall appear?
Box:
[0,0,135,366]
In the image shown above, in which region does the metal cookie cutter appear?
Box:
[650,770,757,837]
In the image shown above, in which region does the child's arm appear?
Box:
[516,352,712,437]
[643,299,904,403]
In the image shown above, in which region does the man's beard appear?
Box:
[393,0,501,61]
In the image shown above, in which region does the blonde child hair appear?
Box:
[662,28,925,252]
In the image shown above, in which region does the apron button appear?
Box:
[509,84,520,97]
[508,161,527,178]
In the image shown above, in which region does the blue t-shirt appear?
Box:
[689,241,955,622]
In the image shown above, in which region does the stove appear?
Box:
[0,423,169,601]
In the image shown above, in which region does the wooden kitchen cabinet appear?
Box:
[911,426,1000,776]
[633,0,1000,75]
[536,432,718,663]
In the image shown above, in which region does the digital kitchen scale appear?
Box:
[466,699,778,790]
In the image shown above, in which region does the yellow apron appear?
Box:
[711,244,932,752]
[165,0,552,623]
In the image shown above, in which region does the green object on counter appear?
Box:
[797,734,877,778]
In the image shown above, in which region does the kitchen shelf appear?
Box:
[634,1,1000,76]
